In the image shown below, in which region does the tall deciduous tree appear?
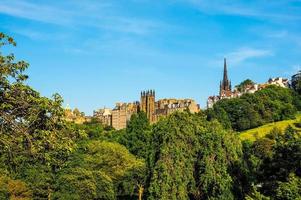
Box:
[147,112,241,200]
[122,111,151,159]
[0,32,76,199]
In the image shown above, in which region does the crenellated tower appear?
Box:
[140,90,156,123]
[219,58,232,97]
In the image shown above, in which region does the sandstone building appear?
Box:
[93,108,112,127]
[94,91,200,130]
[111,102,139,130]
[140,90,156,123]
[64,106,91,124]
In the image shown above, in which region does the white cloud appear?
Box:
[224,48,273,65]
[179,0,301,22]
[0,0,164,36]
[0,1,72,25]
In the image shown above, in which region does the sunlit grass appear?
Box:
[239,113,301,141]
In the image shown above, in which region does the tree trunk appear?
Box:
[138,184,144,200]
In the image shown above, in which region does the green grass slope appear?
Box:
[240,113,301,141]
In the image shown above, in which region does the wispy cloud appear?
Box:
[0,0,164,36]
[180,0,301,22]
[0,0,73,25]
[10,28,47,40]
[224,48,273,65]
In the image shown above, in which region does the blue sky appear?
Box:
[1,0,301,114]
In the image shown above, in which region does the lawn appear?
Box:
[239,113,301,141]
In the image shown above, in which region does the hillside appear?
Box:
[240,113,301,141]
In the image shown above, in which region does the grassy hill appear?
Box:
[239,113,301,141]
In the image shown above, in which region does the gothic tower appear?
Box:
[219,58,232,97]
[140,90,156,123]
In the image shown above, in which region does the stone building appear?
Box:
[207,96,220,109]
[111,102,139,130]
[267,77,289,88]
[94,91,200,130]
[140,90,156,123]
[156,98,199,118]
[64,106,91,124]
[140,90,200,123]
[93,108,112,127]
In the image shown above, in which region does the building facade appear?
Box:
[111,102,139,130]
[140,90,156,123]
[93,108,112,127]
[94,91,200,130]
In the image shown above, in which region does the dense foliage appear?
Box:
[147,112,241,200]
[235,79,255,92]
[1,33,301,200]
[206,85,301,131]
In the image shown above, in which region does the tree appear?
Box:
[146,112,241,200]
[0,32,76,199]
[121,111,151,158]
[195,120,242,200]
[54,168,115,200]
[0,174,32,200]
[235,79,255,92]
[245,186,270,200]
[54,140,145,199]
[209,85,297,131]
[291,70,301,94]
[257,126,301,197]
[276,174,301,200]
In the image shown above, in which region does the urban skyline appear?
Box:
[1,0,300,114]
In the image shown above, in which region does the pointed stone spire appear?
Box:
[223,58,228,84]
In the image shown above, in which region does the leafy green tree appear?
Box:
[235,79,255,92]
[245,186,270,200]
[54,168,115,200]
[54,140,145,199]
[291,71,301,95]
[117,162,147,200]
[147,112,241,200]
[0,32,76,199]
[147,112,200,200]
[210,85,297,131]
[276,174,301,200]
[0,174,32,200]
[258,126,301,197]
[196,120,242,200]
[121,111,151,158]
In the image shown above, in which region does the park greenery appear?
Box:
[1,33,301,200]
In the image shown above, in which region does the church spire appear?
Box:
[223,58,228,84]
[220,58,232,98]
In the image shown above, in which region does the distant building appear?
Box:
[94,90,200,130]
[111,102,139,130]
[207,96,220,109]
[64,107,90,124]
[206,58,289,109]
[267,77,289,88]
[140,90,156,123]
[93,108,112,127]
[156,98,200,119]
